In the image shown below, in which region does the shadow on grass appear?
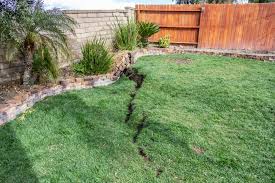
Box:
[42,91,134,160]
[139,119,193,157]
[0,124,38,183]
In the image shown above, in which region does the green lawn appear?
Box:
[0,54,274,182]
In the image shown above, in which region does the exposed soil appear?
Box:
[0,66,75,105]
[124,68,144,89]
[156,168,164,177]
[166,58,192,65]
[138,147,150,161]
[132,115,147,143]
[0,81,30,104]
[123,68,145,124]
[124,67,164,177]
[59,65,76,79]
[192,146,205,155]
[0,65,83,105]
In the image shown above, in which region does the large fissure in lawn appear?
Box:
[132,114,147,143]
[124,68,145,124]
[124,67,163,177]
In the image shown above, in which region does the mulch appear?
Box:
[0,81,31,104]
[0,66,75,105]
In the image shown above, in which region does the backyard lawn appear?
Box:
[0,54,274,182]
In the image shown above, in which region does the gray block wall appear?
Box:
[0,7,135,84]
[0,46,24,83]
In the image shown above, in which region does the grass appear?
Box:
[0,54,274,182]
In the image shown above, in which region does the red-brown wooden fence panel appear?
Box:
[136,4,202,46]
[198,3,275,51]
[136,3,275,51]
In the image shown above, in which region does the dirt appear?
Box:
[132,115,147,143]
[0,81,31,104]
[166,58,192,65]
[156,169,163,177]
[192,146,205,155]
[59,65,76,79]
[123,68,145,124]
[124,67,164,178]
[0,66,76,105]
[138,147,150,161]
[124,68,144,89]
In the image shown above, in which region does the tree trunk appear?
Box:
[23,51,33,86]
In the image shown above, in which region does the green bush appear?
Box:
[138,22,160,48]
[114,20,138,51]
[73,38,113,75]
[158,35,170,48]
[32,46,59,83]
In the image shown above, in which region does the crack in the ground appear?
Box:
[124,92,135,123]
[132,114,147,143]
[124,68,144,124]
[138,147,150,161]
[124,67,163,178]
[156,168,163,177]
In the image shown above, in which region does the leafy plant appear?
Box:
[159,35,170,48]
[114,20,138,51]
[32,45,59,83]
[138,21,160,48]
[0,0,76,85]
[73,38,113,75]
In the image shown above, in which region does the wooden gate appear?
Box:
[136,4,202,46]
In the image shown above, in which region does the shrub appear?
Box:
[32,46,59,83]
[73,38,113,75]
[114,20,138,51]
[159,35,170,48]
[138,21,160,47]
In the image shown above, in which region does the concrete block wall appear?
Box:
[64,7,135,60]
[0,46,24,84]
[0,7,135,84]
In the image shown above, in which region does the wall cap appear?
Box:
[63,9,128,14]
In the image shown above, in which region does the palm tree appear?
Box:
[0,0,76,85]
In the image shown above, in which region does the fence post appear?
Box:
[135,5,140,22]
[197,6,205,48]
[125,7,135,21]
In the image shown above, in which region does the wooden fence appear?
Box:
[136,3,275,51]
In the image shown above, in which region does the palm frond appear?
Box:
[137,21,160,47]
[0,0,77,83]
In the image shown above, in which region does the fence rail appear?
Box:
[136,3,275,51]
